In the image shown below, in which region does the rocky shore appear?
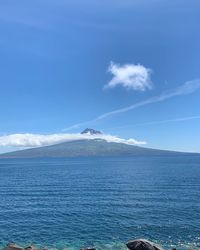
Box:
[2,239,169,250]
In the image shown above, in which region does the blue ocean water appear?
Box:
[0,156,200,250]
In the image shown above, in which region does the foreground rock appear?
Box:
[80,248,97,250]
[3,240,165,250]
[25,246,37,250]
[126,239,164,250]
[3,244,23,250]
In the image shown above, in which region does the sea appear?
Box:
[0,156,200,250]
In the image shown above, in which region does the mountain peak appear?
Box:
[81,128,102,135]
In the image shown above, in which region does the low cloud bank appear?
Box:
[0,133,146,147]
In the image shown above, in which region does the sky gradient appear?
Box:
[0,0,200,153]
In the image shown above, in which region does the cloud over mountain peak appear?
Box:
[0,130,146,148]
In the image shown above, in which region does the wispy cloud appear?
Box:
[64,79,200,130]
[134,115,200,126]
[0,133,146,148]
[99,79,200,119]
[105,61,152,91]
[107,115,200,130]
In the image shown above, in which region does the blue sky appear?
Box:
[0,0,200,153]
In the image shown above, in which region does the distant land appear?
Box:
[0,128,197,158]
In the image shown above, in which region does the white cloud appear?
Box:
[105,61,152,91]
[0,132,146,148]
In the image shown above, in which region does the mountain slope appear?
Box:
[0,139,187,158]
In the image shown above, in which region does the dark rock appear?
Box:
[126,239,164,250]
[25,246,37,250]
[3,243,23,250]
